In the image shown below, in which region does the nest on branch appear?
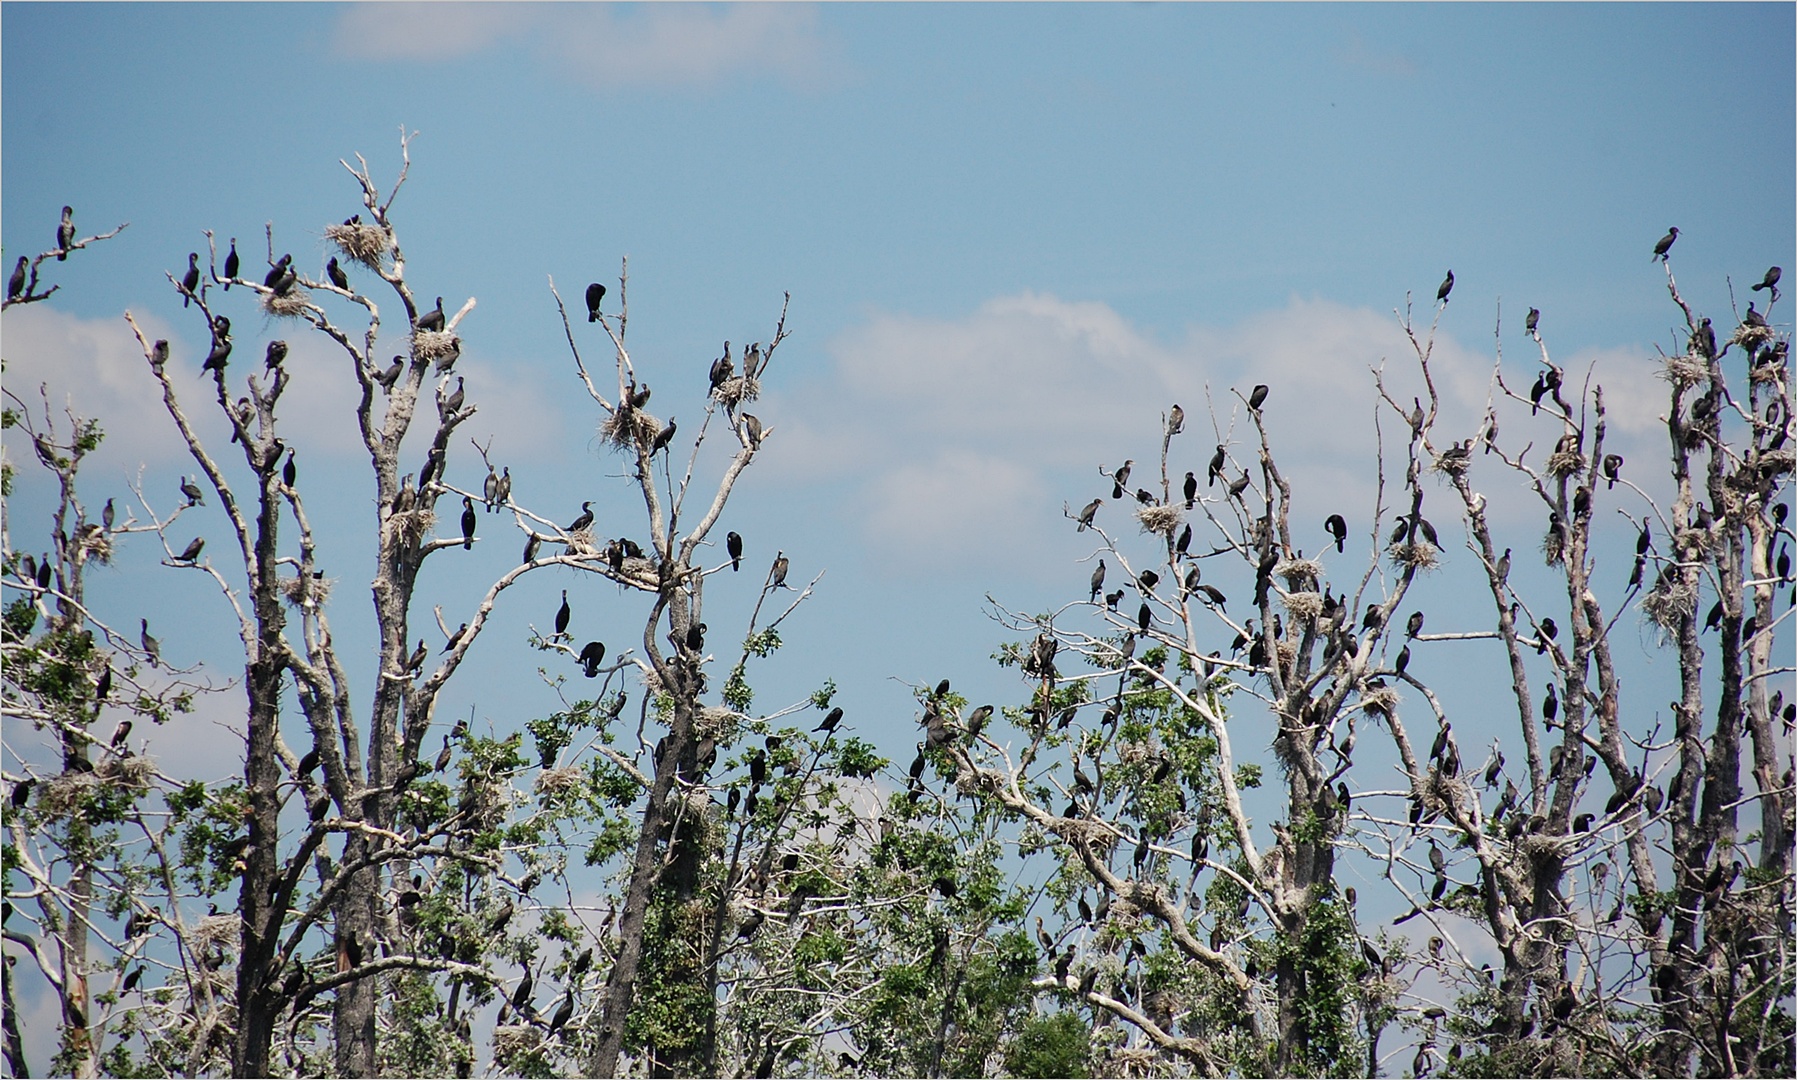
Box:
[491,1025,542,1061]
[325,222,390,267]
[412,329,458,364]
[711,375,761,412]
[390,507,436,544]
[1546,449,1587,478]
[1135,503,1183,535]
[262,290,311,318]
[1661,353,1709,387]
[534,766,584,797]
[279,573,332,608]
[1275,557,1322,588]
[1732,322,1776,353]
[1641,577,1696,634]
[599,407,662,451]
[1387,540,1440,571]
[193,912,240,951]
[1282,590,1324,621]
[1359,685,1400,719]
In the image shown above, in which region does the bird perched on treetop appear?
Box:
[1111,460,1133,500]
[326,257,349,291]
[1076,498,1100,532]
[222,239,239,287]
[265,340,288,371]
[1752,265,1781,299]
[173,537,204,563]
[649,417,677,456]
[771,552,790,589]
[726,531,743,571]
[1167,404,1184,436]
[1525,307,1539,335]
[1437,270,1454,304]
[586,282,605,322]
[56,206,74,260]
[1653,227,1679,261]
[566,502,594,534]
[1249,384,1269,410]
[7,256,26,301]
[202,317,233,372]
[180,476,205,506]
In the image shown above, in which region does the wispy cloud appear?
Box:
[334,3,840,90]
[761,292,1670,581]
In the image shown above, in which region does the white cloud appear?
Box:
[334,3,840,90]
[764,292,1665,580]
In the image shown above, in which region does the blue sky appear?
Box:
[3,5,1794,1031]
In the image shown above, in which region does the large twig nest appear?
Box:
[1641,577,1696,634]
[1662,354,1708,387]
[1275,557,1322,587]
[262,290,311,318]
[491,1025,542,1060]
[1282,591,1324,620]
[107,753,155,789]
[1674,526,1716,558]
[1387,540,1439,571]
[392,507,436,544]
[711,375,761,411]
[325,222,390,267]
[75,529,113,567]
[1360,685,1400,718]
[1732,322,1776,353]
[280,574,332,607]
[564,528,600,557]
[1135,503,1183,535]
[411,329,458,364]
[193,912,240,951]
[1546,449,1587,478]
[600,407,662,451]
[1541,527,1565,566]
[534,766,584,796]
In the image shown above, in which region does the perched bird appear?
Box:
[460,497,476,550]
[264,339,288,371]
[649,417,677,456]
[263,253,292,289]
[741,413,763,448]
[1744,302,1768,329]
[566,502,594,534]
[1652,226,1679,262]
[483,467,499,511]
[1176,523,1192,556]
[547,992,575,1038]
[1752,265,1781,293]
[326,257,349,290]
[441,376,465,419]
[1168,404,1184,435]
[181,253,200,306]
[202,318,233,372]
[726,531,743,571]
[1437,270,1454,304]
[7,256,26,300]
[109,718,132,749]
[743,341,763,379]
[416,297,446,332]
[283,449,297,488]
[1249,384,1269,410]
[375,356,404,392]
[406,639,428,673]
[1208,444,1227,486]
[1495,548,1511,581]
[1076,498,1101,532]
[1183,470,1197,508]
[815,706,844,734]
[493,467,511,510]
[443,623,468,653]
[555,591,572,637]
[586,282,606,322]
[1089,559,1106,601]
[1525,307,1539,335]
[173,537,204,563]
[771,552,790,588]
[222,239,239,287]
[181,476,205,506]
[1227,471,1251,499]
[56,206,74,259]
[578,640,605,678]
[95,665,112,701]
[1602,453,1623,489]
[1111,460,1133,500]
[1325,514,1348,553]
[140,619,161,665]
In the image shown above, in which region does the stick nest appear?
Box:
[193,912,240,951]
[76,530,113,567]
[1541,528,1565,566]
[534,766,585,796]
[711,375,761,411]
[1732,322,1776,353]
[1360,686,1400,718]
[1546,449,1587,478]
[1282,591,1324,620]
[391,508,436,544]
[1275,557,1322,587]
[491,1025,542,1061]
[1674,526,1716,558]
[411,330,458,363]
[1662,354,1709,387]
[1387,540,1440,570]
[600,407,663,451]
[1431,451,1471,476]
[697,706,738,739]
[280,574,332,607]
[1135,503,1183,535]
[262,290,312,318]
[325,222,390,267]
[106,753,155,788]
[1641,578,1696,634]
[563,528,600,557]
